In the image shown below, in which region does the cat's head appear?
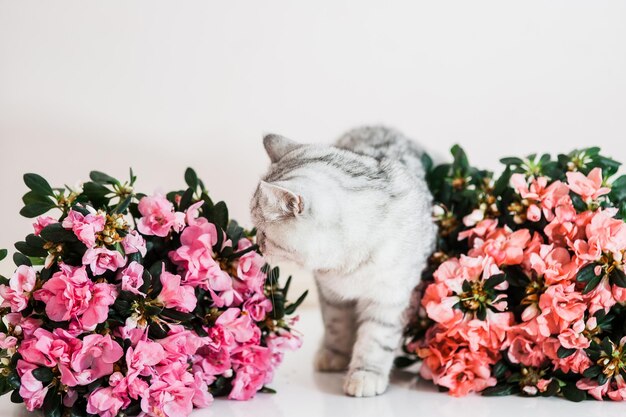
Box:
[250,134,344,270]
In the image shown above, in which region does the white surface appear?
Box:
[1,1,626,303]
[0,307,622,417]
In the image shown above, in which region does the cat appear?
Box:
[250,126,437,397]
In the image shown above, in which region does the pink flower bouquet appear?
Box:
[400,146,626,401]
[0,168,306,417]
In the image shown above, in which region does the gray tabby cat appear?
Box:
[250,126,436,397]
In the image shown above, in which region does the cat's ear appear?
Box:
[263,134,300,163]
[259,181,304,218]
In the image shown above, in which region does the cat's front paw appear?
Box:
[343,369,389,397]
[314,347,350,372]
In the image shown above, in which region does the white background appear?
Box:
[1,1,625,305]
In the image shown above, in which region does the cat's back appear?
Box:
[333,125,426,177]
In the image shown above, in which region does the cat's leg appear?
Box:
[343,297,408,397]
[315,285,357,372]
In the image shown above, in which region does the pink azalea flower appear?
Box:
[62,209,106,247]
[235,238,266,295]
[87,387,125,417]
[158,325,206,365]
[125,340,167,378]
[473,228,531,266]
[118,261,146,296]
[537,283,586,336]
[529,245,576,285]
[448,312,512,353]
[608,375,626,401]
[583,276,616,315]
[122,230,147,257]
[68,334,124,386]
[158,269,197,313]
[458,219,498,242]
[19,328,81,383]
[0,265,37,312]
[582,209,626,258]
[137,194,184,237]
[266,327,303,353]
[557,321,590,350]
[577,378,610,400]
[422,280,464,326]
[543,336,591,374]
[431,348,497,397]
[544,203,589,248]
[32,215,57,236]
[228,365,267,400]
[16,360,48,411]
[82,247,126,275]
[504,319,548,368]
[510,175,570,222]
[169,220,232,290]
[242,293,273,321]
[109,370,148,405]
[141,363,196,417]
[194,345,232,378]
[184,201,205,226]
[612,284,626,302]
[216,308,258,344]
[34,264,117,331]
[566,167,610,202]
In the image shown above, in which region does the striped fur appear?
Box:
[250,126,437,397]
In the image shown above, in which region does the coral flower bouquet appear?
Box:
[401,146,626,401]
[0,168,306,417]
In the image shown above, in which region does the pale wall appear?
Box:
[1,1,625,305]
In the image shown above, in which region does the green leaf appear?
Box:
[583,273,603,294]
[212,201,229,231]
[14,241,47,258]
[43,384,61,417]
[179,188,194,211]
[557,346,576,358]
[13,252,31,267]
[160,308,194,322]
[577,263,600,283]
[20,202,56,218]
[259,386,277,394]
[611,268,626,288]
[481,384,518,396]
[10,389,23,403]
[89,170,119,185]
[451,144,470,172]
[282,275,292,297]
[610,175,626,203]
[23,173,54,197]
[540,379,560,397]
[492,360,509,379]
[0,249,7,261]
[421,153,433,174]
[0,377,11,396]
[500,157,524,166]
[284,290,308,315]
[32,367,54,383]
[40,223,78,243]
[394,356,418,369]
[115,195,133,214]
[184,168,199,189]
[484,273,506,290]
[493,166,512,196]
[22,190,54,206]
[476,304,487,321]
[81,181,111,208]
[561,382,587,402]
